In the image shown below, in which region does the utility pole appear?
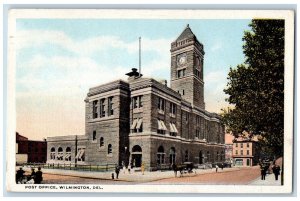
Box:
[75,135,78,168]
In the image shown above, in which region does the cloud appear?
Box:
[210,41,222,52]
[15,30,172,57]
[204,70,229,113]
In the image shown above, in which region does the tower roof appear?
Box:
[176,24,196,41]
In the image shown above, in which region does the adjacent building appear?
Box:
[232,136,259,167]
[47,24,226,171]
[16,132,47,164]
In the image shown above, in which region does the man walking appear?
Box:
[34,167,43,184]
[115,165,120,179]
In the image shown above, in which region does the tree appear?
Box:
[222,20,284,158]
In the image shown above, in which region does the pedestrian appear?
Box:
[272,165,281,181]
[115,165,120,179]
[172,163,177,177]
[34,167,43,184]
[16,167,25,184]
[30,168,36,180]
[221,163,224,170]
[141,162,145,175]
[128,164,131,174]
[260,165,267,180]
[215,164,219,173]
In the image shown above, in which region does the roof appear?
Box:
[176,24,196,41]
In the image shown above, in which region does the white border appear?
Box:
[6,9,294,194]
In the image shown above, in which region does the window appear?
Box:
[100,98,105,117]
[157,119,167,134]
[76,148,85,162]
[207,151,210,162]
[196,129,200,138]
[241,150,244,155]
[247,143,250,148]
[57,147,63,161]
[157,146,165,165]
[108,144,112,154]
[92,100,98,118]
[131,118,143,133]
[241,143,243,148]
[158,97,165,111]
[100,137,104,147]
[247,150,250,155]
[177,68,186,78]
[50,147,55,160]
[185,112,189,123]
[235,143,238,147]
[169,122,178,136]
[170,102,176,115]
[93,131,96,141]
[184,150,189,162]
[182,89,185,95]
[65,147,71,161]
[196,115,200,126]
[132,95,143,109]
[108,96,114,116]
[235,150,238,155]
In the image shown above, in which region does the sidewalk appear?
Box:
[248,173,282,186]
[20,166,243,183]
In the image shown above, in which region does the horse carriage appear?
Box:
[173,162,196,176]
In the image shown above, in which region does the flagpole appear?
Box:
[139,37,141,77]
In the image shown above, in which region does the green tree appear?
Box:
[222,20,284,157]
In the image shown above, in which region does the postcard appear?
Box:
[6,9,294,193]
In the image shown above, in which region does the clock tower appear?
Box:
[170,24,205,109]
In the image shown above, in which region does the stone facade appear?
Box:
[46,24,226,170]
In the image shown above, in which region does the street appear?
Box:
[38,166,263,185]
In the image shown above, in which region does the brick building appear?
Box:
[47,24,226,170]
[16,132,47,164]
[232,136,259,167]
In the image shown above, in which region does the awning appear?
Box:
[170,123,175,133]
[136,118,143,129]
[131,119,138,129]
[161,121,168,131]
[65,153,71,159]
[173,123,178,133]
[75,150,82,159]
[78,149,85,159]
[157,119,163,130]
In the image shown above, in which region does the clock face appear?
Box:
[177,54,187,65]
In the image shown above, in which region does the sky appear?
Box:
[15,19,251,140]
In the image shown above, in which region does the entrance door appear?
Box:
[132,154,142,167]
[246,159,250,166]
[131,145,142,167]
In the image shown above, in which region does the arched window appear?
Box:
[50,147,55,160]
[157,146,165,165]
[169,147,176,164]
[93,131,96,141]
[100,137,104,147]
[65,147,71,161]
[108,144,112,154]
[132,145,142,153]
[184,150,189,162]
[58,147,63,161]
